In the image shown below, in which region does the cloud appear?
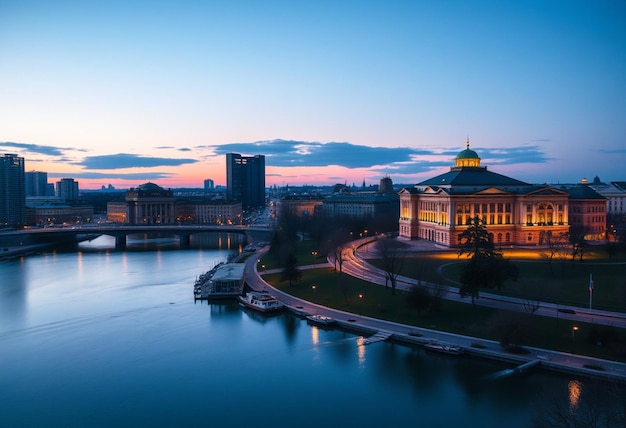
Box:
[80,153,197,169]
[207,139,549,171]
[479,146,552,164]
[48,171,175,180]
[0,141,83,156]
[599,148,626,154]
[154,146,193,152]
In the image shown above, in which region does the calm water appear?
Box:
[0,235,621,427]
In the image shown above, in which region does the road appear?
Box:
[243,243,626,383]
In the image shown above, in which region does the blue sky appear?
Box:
[0,0,624,189]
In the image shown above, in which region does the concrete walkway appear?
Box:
[244,246,626,383]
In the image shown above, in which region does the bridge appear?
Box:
[0,224,274,250]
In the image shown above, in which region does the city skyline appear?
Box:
[1,1,625,189]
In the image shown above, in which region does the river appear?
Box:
[0,234,622,427]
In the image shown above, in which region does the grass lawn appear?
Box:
[367,248,626,313]
[259,241,626,362]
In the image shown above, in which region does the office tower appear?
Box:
[0,154,25,229]
[204,178,214,191]
[56,178,79,201]
[25,171,49,196]
[226,153,265,210]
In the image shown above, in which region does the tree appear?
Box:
[325,227,352,274]
[280,252,302,287]
[406,284,431,314]
[458,216,519,305]
[374,236,408,295]
[540,231,570,274]
[569,225,590,262]
[269,204,299,267]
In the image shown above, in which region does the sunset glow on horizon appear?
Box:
[1,1,624,190]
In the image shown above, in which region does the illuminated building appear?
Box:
[399,139,570,246]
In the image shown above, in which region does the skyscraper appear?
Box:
[226,153,265,210]
[0,154,25,229]
[25,171,49,196]
[204,178,214,191]
[55,178,79,201]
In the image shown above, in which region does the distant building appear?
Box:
[176,199,242,225]
[25,171,50,196]
[563,180,607,241]
[25,202,94,226]
[322,193,399,221]
[378,175,394,194]
[278,194,324,218]
[106,182,242,225]
[124,182,176,224]
[0,154,25,229]
[399,139,570,247]
[204,179,215,191]
[56,178,79,201]
[588,178,626,219]
[226,153,265,210]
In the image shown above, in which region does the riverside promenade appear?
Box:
[243,244,626,383]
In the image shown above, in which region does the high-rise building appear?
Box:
[0,154,25,229]
[226,153,265,210]
[25,171,49,196]
[204,178,215,191]
[55,178,79,201]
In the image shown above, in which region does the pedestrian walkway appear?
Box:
[244,246,626,383]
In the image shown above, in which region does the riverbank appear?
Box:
[245,248,626,383]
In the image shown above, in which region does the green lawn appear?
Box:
[259,241,626,362]
[367,249,626,313]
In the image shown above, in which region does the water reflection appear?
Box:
[568,379,582,413]
[0,259,28,329]
[1,246,625,428]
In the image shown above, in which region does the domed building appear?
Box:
[399,139,570,247]
[125,182,175,224]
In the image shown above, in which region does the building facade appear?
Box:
[106,183,242,225]
[399,140,570,247]
[566,183,607,241]
[176,200,242,225]
[25,203,94,226]
[25,171,51,197]
[55,178,79,201]
[0,154,25,229]
[125,182,176,224]
[226,153,265,210]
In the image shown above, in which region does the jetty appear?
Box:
[194,262,246,300]
[362,331,392,345]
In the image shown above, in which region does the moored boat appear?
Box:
[424,341,464,356]
[237,291,284,313]
[306,314,336,326]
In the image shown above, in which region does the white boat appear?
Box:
[424,341,464,355]
[306,314,336,326]
[237,291,284,313]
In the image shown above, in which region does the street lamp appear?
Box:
[572,325,579,338]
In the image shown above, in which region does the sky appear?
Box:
[1,0,625,189]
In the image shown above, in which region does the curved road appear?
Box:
[243,244,626,383]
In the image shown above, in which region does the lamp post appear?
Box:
[572,325,579,338]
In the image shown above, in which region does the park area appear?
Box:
[259,239,626,362]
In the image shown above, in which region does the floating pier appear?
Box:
[362,331,392,345]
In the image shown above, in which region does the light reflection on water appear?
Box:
[0,236,623,427]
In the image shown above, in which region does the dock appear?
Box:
[513,359,541,374]
[362,331,392,345]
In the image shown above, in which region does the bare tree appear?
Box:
[325,227,352,274]
[531,382,626,428]
[540,231,570,273]
[374,236,409,295]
